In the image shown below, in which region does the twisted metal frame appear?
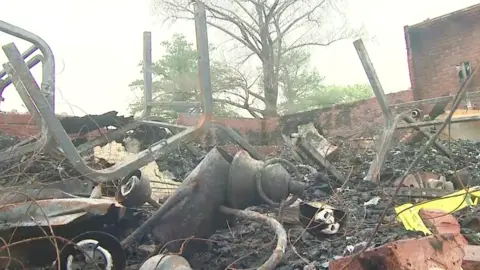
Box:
[0,2,261,184]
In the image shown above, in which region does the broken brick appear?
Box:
[419,209,468,245]
[328,234,466,270]
[462,245,480,270]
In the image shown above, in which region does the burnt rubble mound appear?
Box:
[0,132,83,187]
[330,137,480,186]
[191,137,480,269]
[0,129,480,269]
[60,110,134,135]
[192,180,423,270]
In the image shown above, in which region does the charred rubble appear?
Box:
[189,136,480,269]
[60,111,173,151]
[1,120,480,269]
[59,111,134,135]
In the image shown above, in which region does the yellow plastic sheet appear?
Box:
[395,187,480,235]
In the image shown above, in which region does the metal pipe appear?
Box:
[390,91,480,109]
[20,45,38,60]
[397,115,480,129]
[194,1,214,117]
[401,114,451,158]
[0,54,42,93]
[0,44,38,79]
[354,39,393,126]
[219,206,287,269]
[142,31,152,118]
[0,21,55,111]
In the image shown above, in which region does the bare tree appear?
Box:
[153,0,361,117]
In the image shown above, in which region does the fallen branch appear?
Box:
[219,206,287,270]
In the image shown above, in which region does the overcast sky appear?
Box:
[0,0,479,116]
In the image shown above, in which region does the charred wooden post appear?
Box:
[354,39,393,126]
[364,114,403,182]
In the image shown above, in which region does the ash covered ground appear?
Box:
[1,132,480,269]
[182,137,480,269]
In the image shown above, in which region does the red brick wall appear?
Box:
[307,90,412,137]
[1,90,412,152]
[0,113,106,140]
[405,4,480,101]
[0,113,39,138]
[177,89,413,140]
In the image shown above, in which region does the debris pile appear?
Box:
[331,137,480,186]
[185,134,480,269]
[5,5,480,268]
[0,132,83,187]
[1,118,480,269]
[3,116,480,270]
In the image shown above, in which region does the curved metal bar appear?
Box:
[0,20,55,110]
[0,2,223,184]
[3,41,205,183]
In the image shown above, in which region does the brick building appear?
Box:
[404,3,480,101]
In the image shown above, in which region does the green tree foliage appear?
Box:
[129,34,244,120]
[277,49,325,114]
[129,34,373,119]
[277,49,373,114]
[297,84,374,111]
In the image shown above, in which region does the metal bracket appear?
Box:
[0,20,55,110]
